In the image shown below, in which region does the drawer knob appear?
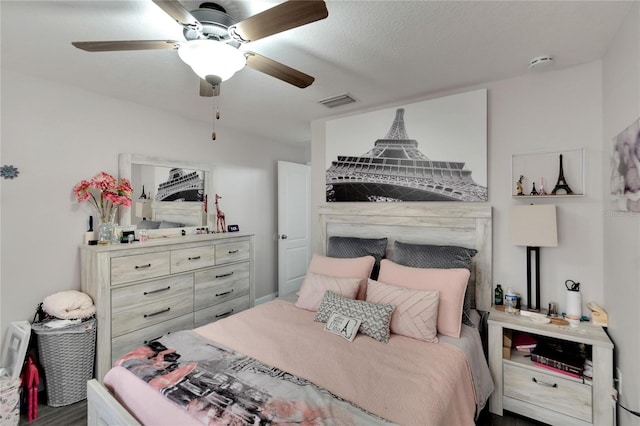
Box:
[188,256,201,261]
[228,249,239,254]
[215,272,234,279]
[215,289,234,297]
[532,377,557,388]
[216,309,234,318]
[144,307,171,318]
[143,286,171,296]
[135,263,152,270]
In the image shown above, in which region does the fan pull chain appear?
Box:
[212,99,220,141]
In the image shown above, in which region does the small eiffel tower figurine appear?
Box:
[551,154,574,195]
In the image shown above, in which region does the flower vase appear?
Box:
[97,210,118,245]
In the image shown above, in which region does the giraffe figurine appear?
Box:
[215,194,226,233]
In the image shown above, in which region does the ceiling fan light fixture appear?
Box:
[178,40,246,81]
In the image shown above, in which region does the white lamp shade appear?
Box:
[135,201,152,219]
[510,204,558,247]
[178,40,246,81]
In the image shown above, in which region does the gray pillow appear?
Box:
[327,236,388,280]
[159,221,185,229]
[315,291,395,343]
[391,241,477,327]
[136,220,161,230]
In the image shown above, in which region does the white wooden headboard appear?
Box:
[318,204,492,311]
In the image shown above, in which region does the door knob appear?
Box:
[279,234,288,240]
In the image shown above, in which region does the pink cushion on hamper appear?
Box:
[295,272,362,311]
[366,279,440,343]
[307,254,375,300]
[377,259,470,338]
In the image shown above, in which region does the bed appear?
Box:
[87,204,493,425]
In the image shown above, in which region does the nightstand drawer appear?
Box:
[111,252,171,285]
[111,313,194,363]
[194,262,250,310]
[215,240,250,264]
[194,296,250,328]
[504,363,592,422]
[171,245,216,274]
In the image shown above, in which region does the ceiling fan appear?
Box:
[72,0,329,97]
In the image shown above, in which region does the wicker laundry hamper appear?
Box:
[31,318,96,407]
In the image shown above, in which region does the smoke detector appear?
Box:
[528,55,554,70]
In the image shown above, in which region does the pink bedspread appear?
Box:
[194,300,476,425]
[105,299,477,425]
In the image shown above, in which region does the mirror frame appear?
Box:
[118,153,214,233]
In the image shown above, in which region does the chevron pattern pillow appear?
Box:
[315,291,395,343]
[295,272,361,312]
[366,279,440,343]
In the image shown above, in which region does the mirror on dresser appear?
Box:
[119,154,214,236]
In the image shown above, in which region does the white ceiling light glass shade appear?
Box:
[178,40,246,81]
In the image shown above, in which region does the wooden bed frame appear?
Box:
[87,204,492,424]
[318,204,492,311]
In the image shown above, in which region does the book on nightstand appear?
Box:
[530,339,587,377]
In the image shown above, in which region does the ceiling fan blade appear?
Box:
[245,52,314,88]
[152,0,201,28]
[72,40,179,52]
[200,79,214,97]
[230,0,328,43]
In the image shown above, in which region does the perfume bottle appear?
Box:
[494,284,504,306]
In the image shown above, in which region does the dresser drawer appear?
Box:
[171,245,216,274]
[194,262,250,310]
[111,313,194,363]
[194,296,250,328]
[111,252,171,285]
[215,240,250,265]
[112,294,194,337]
[503,363,592,422]
[112,275,193,312]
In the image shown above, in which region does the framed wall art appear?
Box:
[610,116,640,213]
[325,89,487,202]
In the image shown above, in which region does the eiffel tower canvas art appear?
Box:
[326,90,487,202]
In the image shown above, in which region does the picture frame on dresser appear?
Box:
[118,154,215,237]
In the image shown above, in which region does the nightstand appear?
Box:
[488,308,613,426]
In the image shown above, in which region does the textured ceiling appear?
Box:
[1,1,632,144]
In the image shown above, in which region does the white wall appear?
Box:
[602,3,640,424]
[312,61,604,316]
[0,71,308,338]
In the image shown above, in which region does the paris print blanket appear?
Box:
[114,330,390,425]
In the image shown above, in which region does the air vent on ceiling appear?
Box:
[318,93,357,108]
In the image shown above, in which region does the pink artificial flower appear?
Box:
[73,171,133,222]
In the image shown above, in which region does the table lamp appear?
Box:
[135,201,152,221]
[510,204,558,312]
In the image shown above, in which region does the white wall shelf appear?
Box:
[511,148,585,198]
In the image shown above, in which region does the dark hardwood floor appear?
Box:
[17,395,545,426]
[18,395,86,426]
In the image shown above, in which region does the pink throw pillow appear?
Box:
[366,279,440,343]
[307,254,375,300]
[377,259,470,338]
[295,272,361,311]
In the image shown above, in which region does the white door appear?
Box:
[277,161,311,297]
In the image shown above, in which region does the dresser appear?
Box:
[80,233,255,380]
[488,308,613,426]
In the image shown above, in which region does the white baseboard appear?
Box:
[255,293,278,305]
